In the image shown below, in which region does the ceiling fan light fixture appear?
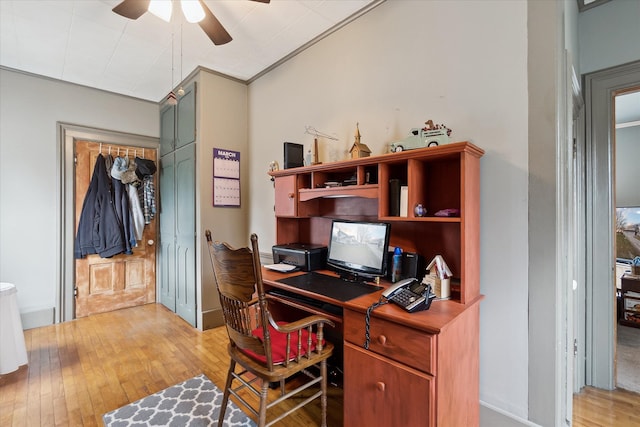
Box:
[181,0,205,23]
[148,0,172,22]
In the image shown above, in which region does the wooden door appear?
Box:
[274,175,297,217]
[74,141,157,317]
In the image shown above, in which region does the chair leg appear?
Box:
[259,379,269,427]
[279,378,286,397]
[320,359,328,427]
[218,360,236,427]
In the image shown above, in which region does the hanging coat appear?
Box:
[74,154,127,258]
[127,183,145,242]
[110,159,135,255]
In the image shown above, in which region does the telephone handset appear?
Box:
[382,277,436,313]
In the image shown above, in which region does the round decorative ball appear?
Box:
[414,203,427,217]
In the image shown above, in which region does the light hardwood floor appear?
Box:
[1,303,638,426]
[573,386,640,427]
[0,304,342,427]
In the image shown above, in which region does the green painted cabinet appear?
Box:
[159,83,197,327]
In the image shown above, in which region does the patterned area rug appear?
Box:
[103,374,256,426]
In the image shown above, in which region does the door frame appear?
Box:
[583,60,640,389]
[57,122,159,323]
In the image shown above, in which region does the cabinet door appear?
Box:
[175,144,196,327]
[160,104,175,157]
[159,153,176,311]
[176,84,196,149]
[274,175,297,217]
[344,342,435,427]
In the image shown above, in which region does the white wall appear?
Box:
[196,70,248,329]
[579,0,640,74]
[248,0,530,420]
[616,125,640,207]
[0,69,159,320]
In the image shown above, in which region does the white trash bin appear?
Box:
[0,282,28,374]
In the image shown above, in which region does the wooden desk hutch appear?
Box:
[266,142,484,426]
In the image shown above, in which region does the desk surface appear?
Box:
[262,268,483,335]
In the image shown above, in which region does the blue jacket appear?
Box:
[74,154,128,258]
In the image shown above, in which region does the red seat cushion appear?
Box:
[241,321,322,365]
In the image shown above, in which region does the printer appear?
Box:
[272,243,327,271]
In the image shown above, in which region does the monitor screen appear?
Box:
[326,219,391,280]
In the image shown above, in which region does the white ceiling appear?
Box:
[1,0,638,123]
[0,0,379,102]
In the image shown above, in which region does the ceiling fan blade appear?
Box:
[198,0,232,45]
[251,0,271,3]
[112,0,150,20]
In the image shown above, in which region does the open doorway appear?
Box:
[57,123,159,323]
[582,61,640,391]
[73,140,158,318]
[613,89,640,393]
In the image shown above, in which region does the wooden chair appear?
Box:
[205,230,335,427]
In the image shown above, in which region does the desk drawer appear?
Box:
[343,309,435,375]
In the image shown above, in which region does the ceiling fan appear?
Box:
[112,0,271,46]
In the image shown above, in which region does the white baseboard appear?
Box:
[201,308,224,331]
[480,401,542,427]
[21,307,55,329]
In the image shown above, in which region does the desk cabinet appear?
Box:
[344,342,434,426]
[343,300,481,427]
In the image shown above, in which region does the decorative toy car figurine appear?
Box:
[390,120,452,152]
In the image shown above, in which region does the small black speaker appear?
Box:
[386,251,425,281]
[403,252,425,281]
[283,142,304,169]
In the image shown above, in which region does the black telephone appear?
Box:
[382,278,436,313]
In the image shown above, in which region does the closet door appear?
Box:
[159,153,176,311]
[176,84,196,149]
[160,104,175,157]
[174,144,196,326]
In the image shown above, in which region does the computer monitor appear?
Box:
[326,219,391,280]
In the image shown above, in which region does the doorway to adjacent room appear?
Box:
[582,61,640,392]
[57,123,159,323]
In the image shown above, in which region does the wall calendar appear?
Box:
[213,148,240,207]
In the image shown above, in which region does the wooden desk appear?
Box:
[620,274,640,327]
[262,268,482,427]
